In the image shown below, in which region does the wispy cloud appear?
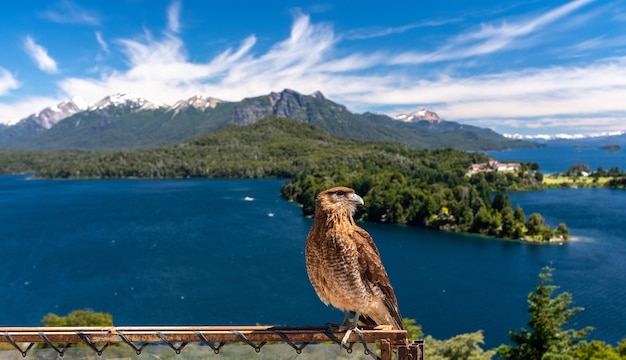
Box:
[167,0,182,33]
[348,55,626,133]
[23,36,59,74]
[58,13,336,102]
[0,68,19,96]
[391,0,595,65]
[344,19,461,40]
[39,0,99,26]
[52,8,626,135]
[3,0,625,135]
[95,31,109,54]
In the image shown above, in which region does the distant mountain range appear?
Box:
[506,131,626,147]
[0,89,535,151]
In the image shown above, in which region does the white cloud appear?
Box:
[390,0,595,65]
[490,116,626,135]
[2,0,625,135]
[34,10,626,133]
[39,0,99,25]
[358,57,626,105]
[167,0,182,33]
[95,32,109,54]
[0,68,19,96]
[344,18,462,40]
[57,13,337,104]
[23,36,59,74]
[344,56,626,134]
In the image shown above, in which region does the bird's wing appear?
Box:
[352,227,404,329]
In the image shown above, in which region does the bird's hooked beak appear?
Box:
[349,193,364,206]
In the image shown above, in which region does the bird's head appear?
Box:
[316,186,364,217]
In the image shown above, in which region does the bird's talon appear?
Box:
[341,325,364,346]
[341,328,353,346]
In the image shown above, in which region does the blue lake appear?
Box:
[0,172,624,349]
[487,144,625,174]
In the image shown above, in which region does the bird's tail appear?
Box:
[359,312,404,330]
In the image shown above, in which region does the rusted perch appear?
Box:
[1,325,423,360]
[1,325,407,343]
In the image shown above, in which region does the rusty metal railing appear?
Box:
[1,325,423,360]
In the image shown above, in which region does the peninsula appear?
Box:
[0,117,568,243]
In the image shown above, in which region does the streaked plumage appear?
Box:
[305,186,404,331]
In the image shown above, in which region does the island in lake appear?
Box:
[600,144,622,152]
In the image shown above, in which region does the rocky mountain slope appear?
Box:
[0,89,534,151]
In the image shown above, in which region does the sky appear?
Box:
[0,0,625,136]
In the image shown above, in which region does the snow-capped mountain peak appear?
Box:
[394,108,441,123]
[70,96,89,110]
[22,96,88,129]
[89,92,162,111]
[171,95,222,113]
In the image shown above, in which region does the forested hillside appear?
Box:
[0,116,562,241]
[0,89,535,151]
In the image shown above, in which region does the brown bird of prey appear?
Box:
[305,186,404,343]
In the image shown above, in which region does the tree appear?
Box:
[574,340,625,360]
[529,162,540,172]
[608,166,622,177]
[513,205,526,223]
[492,193,511,212]
[37,310,115,352]
[540,226,555,242]
[425,331,495,360]
[555,223,569,240]
[501,206,516,238]
[618,339,626,357]
[400,318,497,360]
[497,267,592,360]
[42,309,114,327]
[564,163,591,176]
[512,224,525,239]
[526,213,545,237]
[473,206,492,234]
[403,318,424,340]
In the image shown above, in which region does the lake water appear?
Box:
[487,144,625,174]
[0,145,625,349]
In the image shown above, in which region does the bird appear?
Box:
[305,186,404,344]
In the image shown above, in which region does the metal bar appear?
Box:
[414,339,425,360]
[0,325,417,360]
[3,331,34,357]
[380,339,392,360]
[397,340,425,360]
[77,331,109,356]
[0,325,408,344]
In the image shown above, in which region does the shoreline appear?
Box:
[426,226,576,245]
[518,236,577,245]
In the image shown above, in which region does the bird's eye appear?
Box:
[336,190,345,196]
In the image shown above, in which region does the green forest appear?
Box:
[0,116,569,241]
[543,162,626,189]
